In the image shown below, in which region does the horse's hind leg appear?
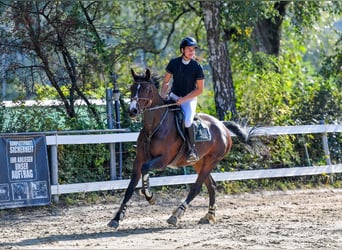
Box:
[199,174,217,224]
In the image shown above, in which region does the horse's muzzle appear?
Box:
[128,100,139,118]
[128,107,138,118]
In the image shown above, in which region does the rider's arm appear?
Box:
[161,72,172,99]
[177,79,204,105]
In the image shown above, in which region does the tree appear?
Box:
[201,1,237,120]
[252,1,289,56]
[1,1,102,124]
[0,1,139,128]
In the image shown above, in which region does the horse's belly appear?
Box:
[167,164,178,169]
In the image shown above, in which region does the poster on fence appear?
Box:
[0,135,51,209]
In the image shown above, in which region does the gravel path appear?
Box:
[1,188,342,249]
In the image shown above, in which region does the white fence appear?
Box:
[46,124,342,198]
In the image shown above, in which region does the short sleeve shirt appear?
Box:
[166,57,204,97]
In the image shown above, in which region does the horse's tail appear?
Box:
[222,121,256,145]
[223,121,268,156]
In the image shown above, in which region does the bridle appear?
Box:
[130,80,178,115]
[130,81,154,114]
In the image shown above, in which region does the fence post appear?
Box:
[113,87,123,180]
[50,144,59,203]
[320,120,333,184]
[106,88,117,180]
[320,120,332,166]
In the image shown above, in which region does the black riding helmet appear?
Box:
[179,37,198,53]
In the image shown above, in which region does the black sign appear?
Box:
[0,135,51,209]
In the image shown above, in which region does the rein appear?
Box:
[146,103,178,112]
[129,74,190,167]
[133,81,178,112]
[131,79,180,159]
[142,107,169,161]
[145,108,169,141]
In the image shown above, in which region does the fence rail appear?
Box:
[46,124,342,197]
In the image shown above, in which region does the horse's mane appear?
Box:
[151,75,161,90]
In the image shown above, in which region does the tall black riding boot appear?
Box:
[185,124,199,162]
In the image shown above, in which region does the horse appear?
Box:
[107,68,255,230]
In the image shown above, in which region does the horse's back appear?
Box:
[197,113,230,134]
[196,113,232,156]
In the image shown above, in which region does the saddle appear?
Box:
[173,109,211,142]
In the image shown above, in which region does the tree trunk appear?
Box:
[252,1,289,56]
[201,1,237,120]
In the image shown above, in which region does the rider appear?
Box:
[161,36,205,162]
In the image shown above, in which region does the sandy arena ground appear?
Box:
[1,188,342,249]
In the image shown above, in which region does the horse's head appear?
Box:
[128,68,160,118]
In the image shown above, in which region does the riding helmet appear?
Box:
[179,37,198,52]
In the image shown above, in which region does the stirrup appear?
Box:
[186,149,199,162]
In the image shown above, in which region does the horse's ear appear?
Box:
[145,68,151,80]
[131,68,137,81]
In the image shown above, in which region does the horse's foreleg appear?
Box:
[199,174,217,224]
[107,172,141,230]
[139,157,164,205]
[139,171,156,205]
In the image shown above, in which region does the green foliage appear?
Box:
[207,13,340,174]
[0,103,66,132]
[197,88,217,116]
[58,144,110,184]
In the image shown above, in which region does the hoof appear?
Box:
[107,219,119,229]
[199,214,216,224]
[140,189,156,205]
[147,193,156,205]
[138,189,144,196]
[167,215,178,226]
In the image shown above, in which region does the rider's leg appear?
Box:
[185,124,198,162]
[182,98,198,162]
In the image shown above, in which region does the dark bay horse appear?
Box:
[108,68,255,230]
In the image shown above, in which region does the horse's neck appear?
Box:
[143,92,169,132]
[154,94,164,107]
[143,106,171,137]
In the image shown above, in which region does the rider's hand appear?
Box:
[176,98,183,105]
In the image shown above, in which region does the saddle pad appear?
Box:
[194,118,211,142]
[174,111,211,142]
